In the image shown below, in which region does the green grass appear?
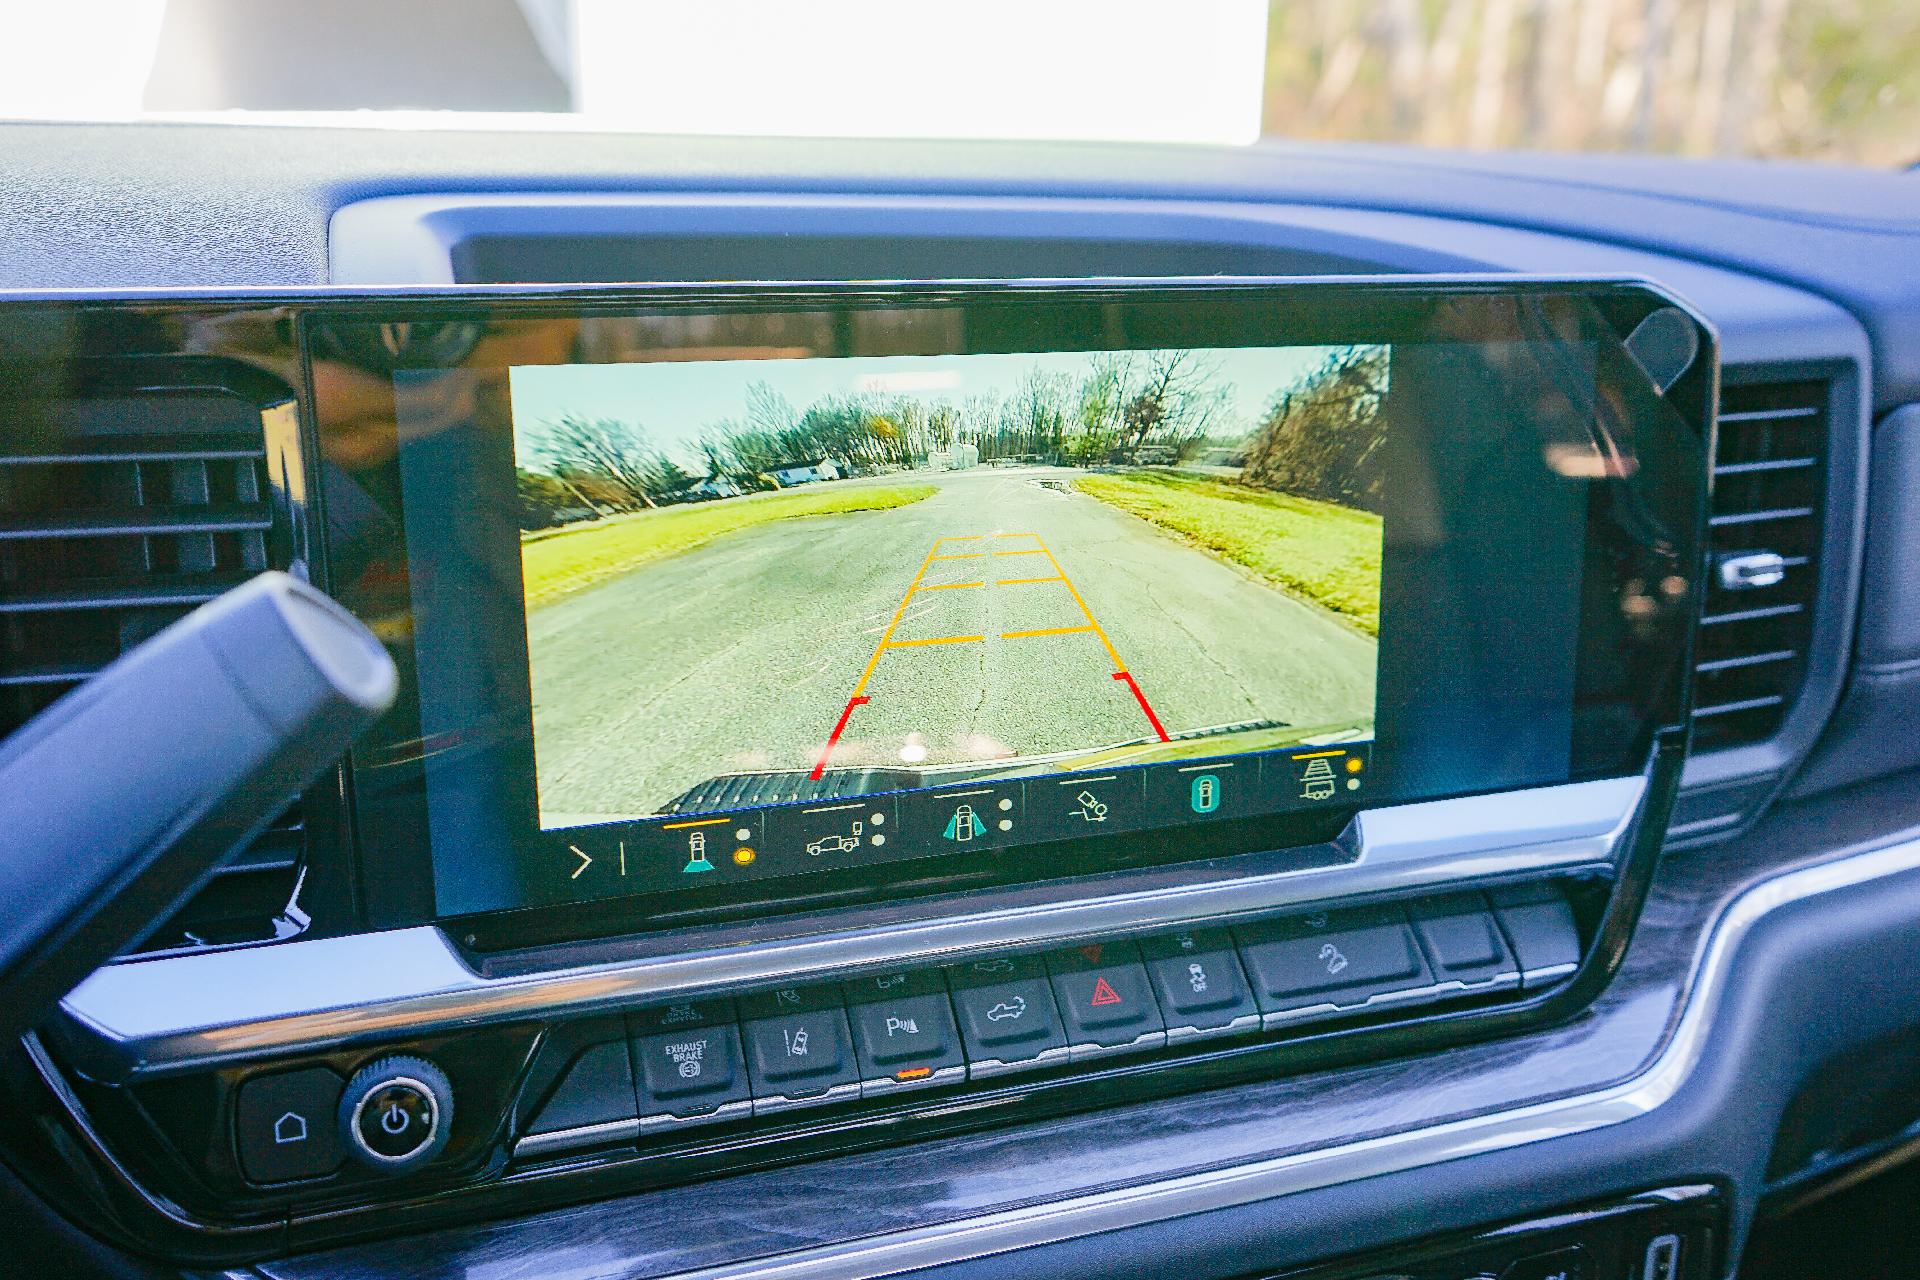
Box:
[1072,471,1383,636]
[521,484,936,609]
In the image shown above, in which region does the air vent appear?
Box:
[0,361,310,953]
[1691,380,1828,753]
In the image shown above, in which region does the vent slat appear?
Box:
[1718,406,1821,424]
[0,661,101,688]
[1,370,307,957]
[1694,694,1789,719]
[0,573,252,614]
[1695,649,1796,675]
[0,503,271,540]
[1713,456,1818,477]
[1700,602,1804,626]
[0,437,267,465]
[1708,506,1817,528]
[1690,379,1827,754]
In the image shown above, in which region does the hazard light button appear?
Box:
[1045,941,1166,1062]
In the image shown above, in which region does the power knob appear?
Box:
[337,1055,453,1173]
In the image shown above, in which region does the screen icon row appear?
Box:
[553,744,1368,897]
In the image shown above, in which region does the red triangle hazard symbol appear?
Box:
[1089,976,1122,1007]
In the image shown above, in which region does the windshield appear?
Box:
[0,0,1913,166]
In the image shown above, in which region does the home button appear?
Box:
[234,1066,345,1184]
[338,1055,454,1173]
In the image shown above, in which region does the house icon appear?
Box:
[272,1111,309,1146]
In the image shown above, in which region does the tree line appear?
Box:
[1261,0,1916,166]
[517,350,1234,520]
[516,345,1390,525]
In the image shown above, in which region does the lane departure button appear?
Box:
[1046,941,1167,1061]
[742,1007,861,1113]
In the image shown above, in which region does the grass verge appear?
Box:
[522,483,936,609]
[1072,471,1383,636]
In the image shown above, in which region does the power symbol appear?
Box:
[380,1102,411,1135]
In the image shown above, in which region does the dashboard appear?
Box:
[2,120,1920,1280]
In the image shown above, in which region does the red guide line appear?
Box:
[809,695,870,780]
[1112,671,1171,742]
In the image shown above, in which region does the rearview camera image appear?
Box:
[510,345,1387,829]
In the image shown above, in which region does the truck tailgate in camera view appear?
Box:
[510,345,1386,830]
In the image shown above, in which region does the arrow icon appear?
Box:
[569,845,592,879]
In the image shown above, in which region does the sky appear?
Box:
[509,345,1355,472]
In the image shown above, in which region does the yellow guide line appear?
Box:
[1291,749,1350,759]
[1001,625,1096,640]
[931,552,988,560]
[849,541,943,697]
[914,581,983,591]
[996,575,1066,586]
[1038,540,1127,671]
[992,531,1038,538]
[661,817,732,830]
[990,548,1048,557]
[886,634,985,648]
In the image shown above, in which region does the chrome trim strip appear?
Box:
[56,776,1643,1082]
[1165,1013,1262,1045]
[643,830,1920,1280]
[858,1066,968,1099]
[638,1100,754,1134]
[1065,1030,1167,1064]
[753,1082,864,1117]
[512,1118,640,1160]
[966,1046,1071,1080]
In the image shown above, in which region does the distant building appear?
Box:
[927,443,980,471]
[769,457,842,486]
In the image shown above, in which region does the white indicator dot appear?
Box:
[871,813,885,825]
[997,819,1012,831]
[1346,778,1360,790]
[997,798,1013,811]
[735,828,752,841]
[872,834,886,846]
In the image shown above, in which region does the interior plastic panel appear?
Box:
[248,771,1920,1280]
[1793,402,1920,797]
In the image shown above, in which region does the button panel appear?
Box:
[1047,941,1167,1062]
[1139,929,1261,1042]
[497,884,1581,1159]
[741,998,862,1114]
[633,1021,751,1129]
[1237,904,1436,1027]
[235,1067,346,1185]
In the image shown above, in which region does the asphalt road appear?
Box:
[525,467,1378,823]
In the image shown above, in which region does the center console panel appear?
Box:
[0,277,1712,1265]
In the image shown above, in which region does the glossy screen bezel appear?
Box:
[295,277,1711,949]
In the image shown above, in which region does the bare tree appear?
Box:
[532,415,669,509]
[1240,347,1390,512]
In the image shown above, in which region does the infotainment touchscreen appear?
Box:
[306,280,1708,930]
[508,346,1383,833]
